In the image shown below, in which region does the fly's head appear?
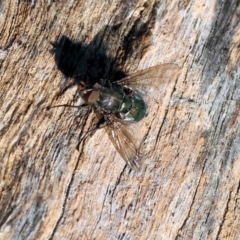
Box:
[78,80,101,105]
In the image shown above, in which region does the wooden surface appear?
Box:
[0,0,240,239]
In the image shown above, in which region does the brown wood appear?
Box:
[0,1,240,239]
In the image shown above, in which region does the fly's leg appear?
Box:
[76,116,108,150]
[46,103,89,110]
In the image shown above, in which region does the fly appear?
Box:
[49,64,180,170]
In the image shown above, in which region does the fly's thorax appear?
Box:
[96,87,125,113]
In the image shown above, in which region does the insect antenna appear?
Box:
[46,104,92,125]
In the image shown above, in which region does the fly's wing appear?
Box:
[114,64,180,94]
[104,64,181,170]
[105,116,143,170]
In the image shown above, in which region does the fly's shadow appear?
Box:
[50,34,126,97]
[50,16,156,96]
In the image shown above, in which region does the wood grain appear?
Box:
[0,0,239,239]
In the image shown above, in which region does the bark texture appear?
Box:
[0,0,240,240]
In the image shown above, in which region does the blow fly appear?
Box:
[50,64,180,170]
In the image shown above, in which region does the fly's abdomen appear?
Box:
[120,92,146,123]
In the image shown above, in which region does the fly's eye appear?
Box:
[78,81,86,91]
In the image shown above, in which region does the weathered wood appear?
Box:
[0,0,240,240]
